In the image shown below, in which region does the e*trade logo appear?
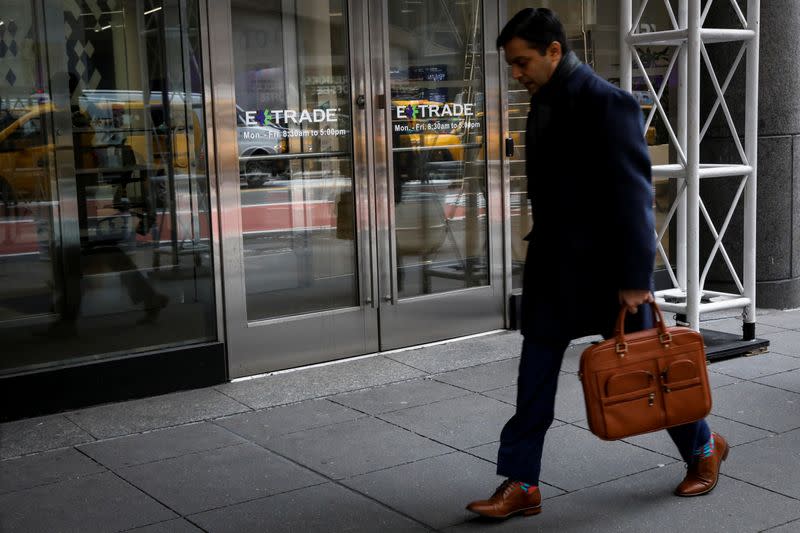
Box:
[245,107,338,127]
[254,108,273,126]
[404,105,419,119]
[396,102,475,120]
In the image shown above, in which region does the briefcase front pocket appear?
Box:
[599,370,664,439]
[660,359,712,426]
[605,369,654,396]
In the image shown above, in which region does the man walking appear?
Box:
[466,8,727,519]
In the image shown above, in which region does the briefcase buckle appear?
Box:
[615,342,628,355]
[659,332,672,346]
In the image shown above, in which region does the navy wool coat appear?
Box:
[521,60,656,341]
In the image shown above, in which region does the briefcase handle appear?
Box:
[613,301,671,355]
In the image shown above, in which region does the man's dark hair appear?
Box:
[496,7,570,56]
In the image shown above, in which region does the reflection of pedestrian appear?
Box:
[466,9,726,520]
[50,73,168,332]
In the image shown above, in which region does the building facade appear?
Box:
[0,0,789,420]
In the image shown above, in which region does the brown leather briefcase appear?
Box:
[579,302,712,440]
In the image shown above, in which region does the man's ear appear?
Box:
[548,41,562,61]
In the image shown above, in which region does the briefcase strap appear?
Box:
[613,301,671,355]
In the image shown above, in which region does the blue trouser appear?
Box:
[497,307,711,485]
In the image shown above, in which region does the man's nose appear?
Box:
[511,65,522,80]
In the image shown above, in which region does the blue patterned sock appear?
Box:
[518,482,538,494]
[693,433,715,459]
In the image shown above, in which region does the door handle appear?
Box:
[505,137,515,158]
[356,94,366,108]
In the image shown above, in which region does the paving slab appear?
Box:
[125,518,204,532]
[432,358,519,393]
[478,387,568,429]
[386,332,521,373]
[215,399,365,445]
[342,451,501,530]
[262,416,451,480]
[481,372,586,425]
[757,309,800,331]
[190,483,429,533]
[707,368,745,389]
[538,424,674,492]
[696,412,775,448]
[723,428,800,500]
[78,421,248,469]
[711,381,800,433]
[329,378,471,415]
[217,356,425,410]
[553,372,587,423]
[559,342,587,374]
[117,442,325,516]
[464,441,497,463]
[0,414,94,460]
[0,447,105,495]
[764,518,800,533]
[481,385,516,406]
[621,414,772,461]
[755,368,800,394]
[469,340,597,377]
[444,462,800,533]
[710,352,800,380]
[486,372,584,420]
[379,394,515,449]
[0,471,175,533]
[762,329,800,357]
[64,388,250,440]
[621,430,683,461]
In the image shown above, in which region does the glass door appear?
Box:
[368,0,505,349]
[0,0,216,376]
[209,0,378,377]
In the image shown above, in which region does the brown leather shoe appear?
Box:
[466,480,542,519]
[675,433,729,497]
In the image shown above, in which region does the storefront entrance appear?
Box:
[207,0,505,377]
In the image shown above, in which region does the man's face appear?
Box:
[503,36,562,95]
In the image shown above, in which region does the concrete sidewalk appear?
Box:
[2,310,800,532]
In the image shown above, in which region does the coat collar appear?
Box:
[531,51,587,104]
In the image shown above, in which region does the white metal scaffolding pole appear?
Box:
[621,0,760,338]
[686,0,701,328]
[620,1,632,92]
[743,0,760,332]
[678,0,687,292]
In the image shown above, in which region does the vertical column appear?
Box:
[677,0,687,293]
[686,0,701,329]
[42,0,82,318]
[620,0,632,92]
[743,0,760,337]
